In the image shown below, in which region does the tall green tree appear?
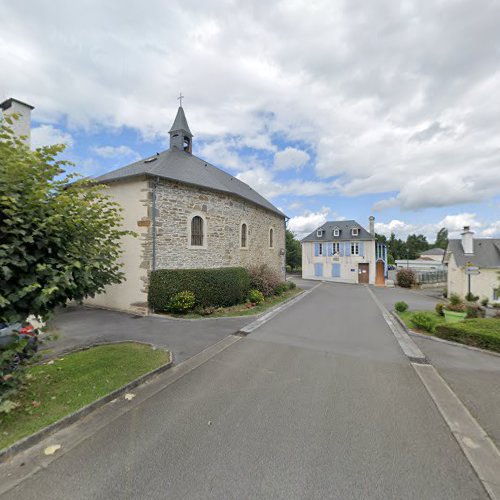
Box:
[406,234,429,259]
[434,227,448,249]
[0,117,132,323]
[285,229,302,271]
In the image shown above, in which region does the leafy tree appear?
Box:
[406,234,429,260]
[0,116,132,323]
[387,232,407,260]
[285,229,302,271]
[435,227,448,249]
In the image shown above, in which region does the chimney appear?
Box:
[0,98,34,148]
[369,215,375,237]
[461,226,474,254]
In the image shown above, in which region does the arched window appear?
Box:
[241,223,247,248]
[191,216,204,246]
[269,228,274,248]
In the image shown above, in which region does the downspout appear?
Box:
[284,216,289,280]
[151,177,159,272]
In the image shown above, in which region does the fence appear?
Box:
[415,270,447,284]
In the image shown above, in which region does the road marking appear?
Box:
[236,283,322,336]
[414,364,500,500]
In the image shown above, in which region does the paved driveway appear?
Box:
[5,282,487,499]
[45,306,251,363]
[370,284,442,311]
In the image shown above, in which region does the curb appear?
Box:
[0,343,173,463]
[236,283,321,336]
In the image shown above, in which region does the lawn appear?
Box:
[170,287,303,319]
[0,343,170,450]
[397,310,500,353]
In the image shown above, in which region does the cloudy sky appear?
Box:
[1,0,499,240]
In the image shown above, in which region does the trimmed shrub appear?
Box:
[168,291,196,314]
[465,292,479,302]
[448,293,463,307]
[435,319,500,352]
[148,267,251,312]
[248,289,265,304]
[248,264,281,297]
[435,303,445,316]
[395,301,408,313]
[396,269,416,288]
[442,288,448,298]
[466,304,484,319]
[481,298,489,307]
[410,312,438,333]
[274,282,289,296]
[288,281,297,290]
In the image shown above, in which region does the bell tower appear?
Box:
[169,93,193,153]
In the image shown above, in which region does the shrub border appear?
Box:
[0,341,172,462]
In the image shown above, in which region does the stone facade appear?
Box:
[148,178,285,276]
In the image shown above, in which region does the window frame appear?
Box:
[351,242,360,255]
[240,222,249,249]
[187,213,207,249]
[269,227,274,248]
[351,228,359,237]
[318,242,323,255]
[316,229,324,238]
[333,242,340,254]
[333,228,340,237]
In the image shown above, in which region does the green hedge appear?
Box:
[435,319,500,352]
[148,267,251,311]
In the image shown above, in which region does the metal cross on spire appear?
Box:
[177,92,184,107]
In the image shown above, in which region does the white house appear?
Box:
[444,226,500,304]
[301,217,387,285]
[419,247,445,262]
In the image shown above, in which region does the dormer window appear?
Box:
[333,228,340,237]
[351,228,359,237]
[317,229,324,238]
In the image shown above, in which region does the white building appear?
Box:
[444,226,500,303]
[301,218,387,285]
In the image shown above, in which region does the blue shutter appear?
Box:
[328,243,333,256]
[332,263,341,278]
[314,242,319,256]
[340,242,345,256]
[314,263,323,277]
[346,242,351,256]
[359,242,364,257]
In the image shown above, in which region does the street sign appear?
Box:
[466,265,480,275]
[466,270,480,275]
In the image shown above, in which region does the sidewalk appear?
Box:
[44,306,252,363]
[413,334,500,448]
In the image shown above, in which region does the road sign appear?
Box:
[466,270,480,275]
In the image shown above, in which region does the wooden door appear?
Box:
[375,260,385,286]
[358,263,369,284]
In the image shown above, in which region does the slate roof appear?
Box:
[169,106,192,135]
[446,239,500,268]
[420,247,445,256]
[94,146,285,217]
[301,220,374,242]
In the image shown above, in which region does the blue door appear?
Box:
[332,263,341,278]
[314,263,323,277]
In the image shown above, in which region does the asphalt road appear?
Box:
[2,283,487,499]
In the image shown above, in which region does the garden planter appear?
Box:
[444,309,467,323]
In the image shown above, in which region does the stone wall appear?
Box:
[148,178,286,277]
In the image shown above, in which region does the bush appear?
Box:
[435,303,445,316]
[410,312,438,333]
[448,293,463,306]
[288,281,297,290]
[435,319,500,352]
[465,292,479,302]
[395,301,409,313]
[148,267,251,312]
[396,269,416,288]
[248,289,265,304]
[442,288,448,298]
[168,291,196,314]
[481,298,489,307]
[248,264,281,297]
[466,304,484,319]
[274,282,289,296]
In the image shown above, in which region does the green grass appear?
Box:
[171,287,303,319]
[397,310,446,334]
[0,343,170,450]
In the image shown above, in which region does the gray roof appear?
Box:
[446,239,500,268]
[420,247,445,256]
[94,147,285,217]
[301,220,374,242]
[169,106,192,136]
[0,97,34,111]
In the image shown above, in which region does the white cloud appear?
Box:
[92,145,140,161]
[31,125,73,149]
[2,1,500,210]
[274,147,309,171]
[481,221,500,237]
[288,208,332,238]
